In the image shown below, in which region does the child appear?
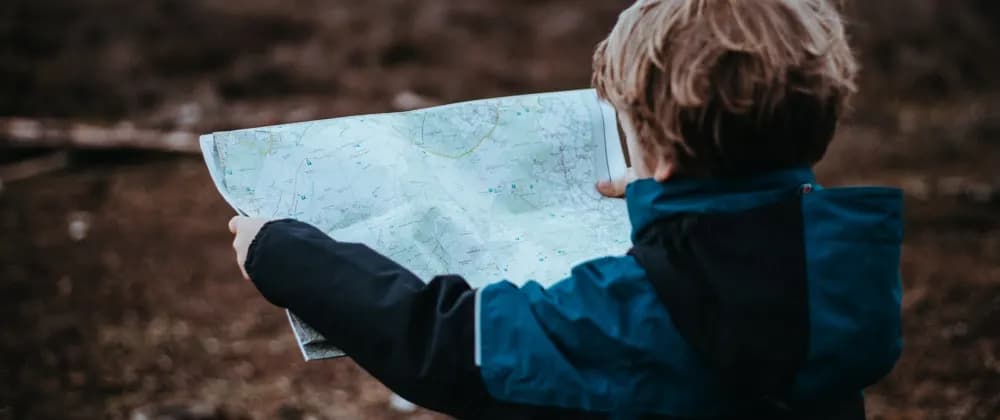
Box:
[228,0,902,418]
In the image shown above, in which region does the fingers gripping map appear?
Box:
[201,89,630,359]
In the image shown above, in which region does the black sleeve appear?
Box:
[243,219,603,420]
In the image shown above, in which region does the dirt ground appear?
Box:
[1,1,998,419]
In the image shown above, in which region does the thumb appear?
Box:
[228,215,244,234]
[596,168,635,198]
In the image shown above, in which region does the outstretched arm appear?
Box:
[227,217,599,420]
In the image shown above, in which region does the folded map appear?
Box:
[200,89,630,360]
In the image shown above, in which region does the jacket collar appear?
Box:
[624,167,816,242]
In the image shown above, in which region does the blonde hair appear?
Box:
[593,0,858,175]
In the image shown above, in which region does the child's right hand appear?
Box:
[228,216,271,280]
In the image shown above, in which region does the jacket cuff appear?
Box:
[244,218,298,307]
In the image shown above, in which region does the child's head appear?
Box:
[593,0,857,180]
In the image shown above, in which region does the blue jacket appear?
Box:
[245,167,903,419]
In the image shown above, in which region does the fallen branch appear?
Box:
[0,117,200,154]
[0,150,70,186]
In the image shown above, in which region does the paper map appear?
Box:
[201,89,630,360]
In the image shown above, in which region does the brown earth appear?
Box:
[1,1,998,419]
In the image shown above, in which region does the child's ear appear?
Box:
[652,161,674,182]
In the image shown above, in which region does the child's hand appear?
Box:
[228,216,270,280]
[596,167,636,198]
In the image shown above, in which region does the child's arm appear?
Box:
[228,217,600,419]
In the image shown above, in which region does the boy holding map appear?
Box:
[227,0,902,418]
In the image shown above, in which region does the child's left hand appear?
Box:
[228,216,271,280]
[596,167,636,198]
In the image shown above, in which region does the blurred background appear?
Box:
[1,0,998,419]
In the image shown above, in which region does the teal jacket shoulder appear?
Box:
[477,168,904,416]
